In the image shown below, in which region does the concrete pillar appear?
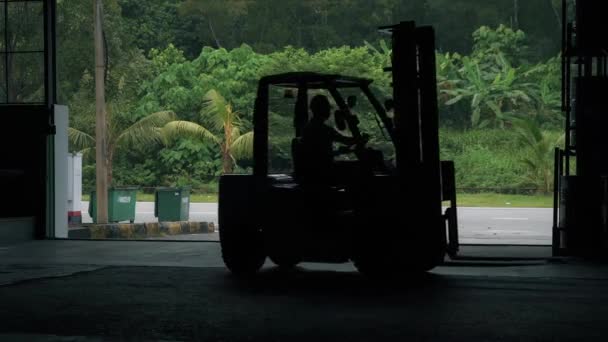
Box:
[54,105,69,238]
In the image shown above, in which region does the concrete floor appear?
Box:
[1,240,608,341]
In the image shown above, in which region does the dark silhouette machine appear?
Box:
[555,0,608,257]
[219,22,459,275]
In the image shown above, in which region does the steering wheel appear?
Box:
[334,134,370,156]
[334,145,356,156]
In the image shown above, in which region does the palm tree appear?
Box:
[162,89,253,174]
[511,116,564,193]
[68,109,177,185]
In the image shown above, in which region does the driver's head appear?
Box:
[310,95,331,121]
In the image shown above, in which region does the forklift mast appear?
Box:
[555,0,608,256]
[381,22,458,257]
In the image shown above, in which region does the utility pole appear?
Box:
[94,0,108,224]
[513,0,520,30]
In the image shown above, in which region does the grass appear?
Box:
[82,191,551,208]
[455,193,553,208]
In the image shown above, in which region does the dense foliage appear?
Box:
[58,0,564,194]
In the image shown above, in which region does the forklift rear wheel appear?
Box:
[220,225,266,276]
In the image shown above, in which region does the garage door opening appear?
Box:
[53,1,561,255]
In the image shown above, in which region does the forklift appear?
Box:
[554,0,608,257]
[219,22,459,276]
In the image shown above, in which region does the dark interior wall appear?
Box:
[0,0,56,239]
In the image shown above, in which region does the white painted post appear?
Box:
[67,153,83,227]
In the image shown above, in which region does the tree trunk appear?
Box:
[222,119,234,174]
[550,0,562,29]
[107,148,113,186]
[222,145,234,174]
[205,15,222,48]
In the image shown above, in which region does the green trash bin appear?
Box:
[89,187,138,223]
[155,187,191,222]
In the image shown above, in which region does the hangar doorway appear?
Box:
[54,1,561,252]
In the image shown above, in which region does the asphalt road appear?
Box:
[456,207,552,245]
[81,202,553,245]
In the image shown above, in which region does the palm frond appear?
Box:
[115,111,177,148]
[230,131,253,159]
[445,95,464,106]
[363,40,380,55]
[78,147,94,158]
[230,126,242,143]
[68,128,95,152]
[162,120,221,145]
[202,89,230,131]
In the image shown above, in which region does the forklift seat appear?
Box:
[291,137,306,182]
[292,137,330,185]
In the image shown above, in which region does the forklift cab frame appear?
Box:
[252,72,396,180]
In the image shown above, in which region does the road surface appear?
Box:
[81,202,552,245]
[456,207,552,245]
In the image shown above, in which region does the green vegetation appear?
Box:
[162,89,254,174]
[69,110,177,184]
[455,193,553,208]
[58,0,565,204]
[440,128,562,192]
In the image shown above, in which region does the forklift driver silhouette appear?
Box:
[298,95,362,186]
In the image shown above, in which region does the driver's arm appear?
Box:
[332,128,371,148]
[330,128,358,146]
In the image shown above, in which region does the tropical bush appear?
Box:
[67,20,563,194]
[440,128,562,192]
[162,89,254,174]
[439,26,560,129]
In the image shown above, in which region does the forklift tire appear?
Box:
[353,250,443,278]
[269,255,300,269]
[353,258,425,278]
[220,225,266,276]
[352,257,397,278]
